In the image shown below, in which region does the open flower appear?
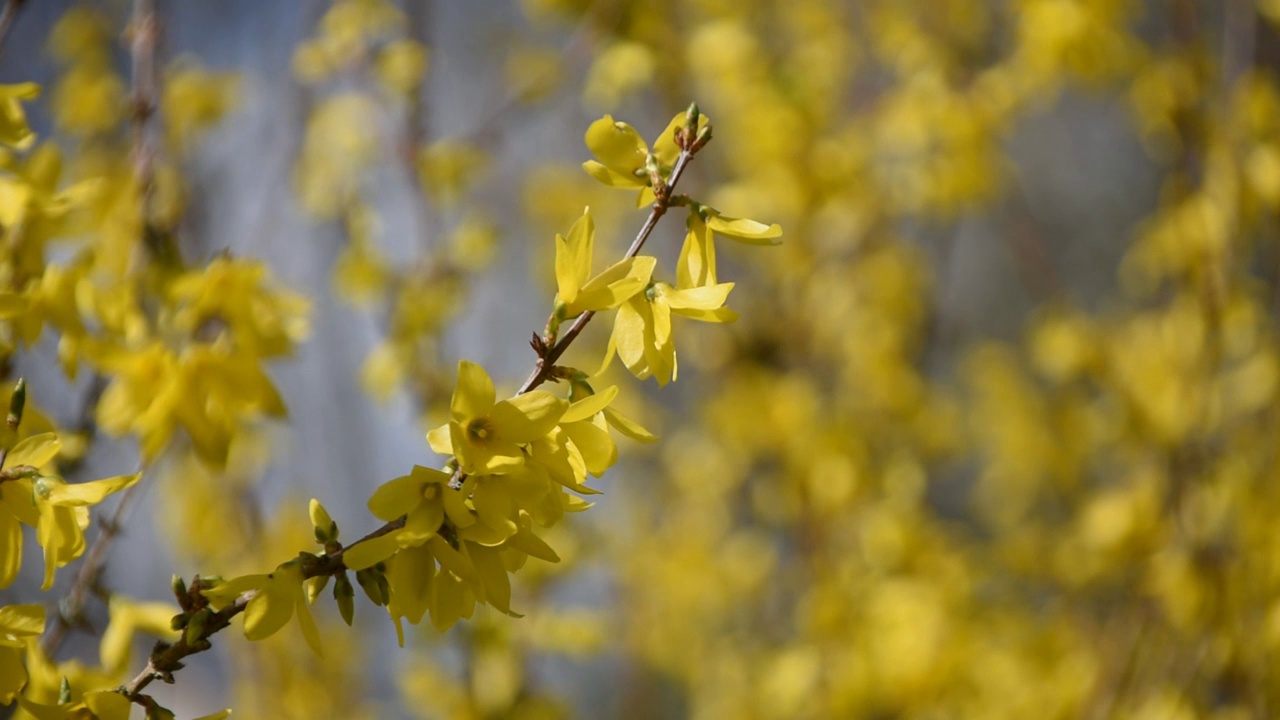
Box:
[426,361,567,475]
[202,561,322,656]
[343,465,472,571]
[582,112,709,206]
[554,207,655,318]
[605,280,737,386]
[0,432,140,589]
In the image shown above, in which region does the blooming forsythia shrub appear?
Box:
[5,0,1280,718]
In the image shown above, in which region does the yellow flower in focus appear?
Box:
[605,280,737,386]
[0,83,39,150]
[582,112,711,207]
[202,561,323,656]
[343,465,470,571]
[554,207,656,318]
[426,361,567,474]
[0,604,44,704]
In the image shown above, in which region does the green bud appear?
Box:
[309,498,339,544]
[7,378,25,430]
[184,608,210,646]
[356,567,388,607]
[334,573,355,626]
[170,613,188,631]
[306,574,330,605]
[58,676,72,704]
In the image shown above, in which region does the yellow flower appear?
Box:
[202,561,323,657]
[605,280,737,386]
[0,83,39,150]
[342,465,471,571]
[677,209,783,290]
[0,432,139,589]
[0,604,44,704]
[426,361,567,475]
[582,112,708,206]
[554,207,656,318]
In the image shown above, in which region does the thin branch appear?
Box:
[0,0,27,62]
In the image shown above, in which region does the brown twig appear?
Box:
[0,0,27,62]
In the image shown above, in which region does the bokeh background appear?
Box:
[4,0,1280,718]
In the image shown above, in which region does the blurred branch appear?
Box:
[40,0,162,661]
[0,0,27,62]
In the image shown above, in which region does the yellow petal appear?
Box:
[554,207,594,305]
[426,423,453,455]
[451,360,495,423]
[659,282,735,312]
[613,298,649,377]
[584,115,647,175]
[603,406,657,443]
[366,473,426,521]
[0,512,21,587]
[678,214,717,288]
[467,542,518,616]
[706,214,782,245]
[563,420,616,476]
[561,385,618,423]
[6,433,61,469]
[83,691,132,720]
[582,160,642,188]
[0,603,44,637]
[293,583,324,656]
[387,543,435,631]
[45,472,141,507]
[342,532,402,571]
[491,391,567,443]
[568,255,656,315]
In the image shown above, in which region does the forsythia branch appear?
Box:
[116,110,711,712]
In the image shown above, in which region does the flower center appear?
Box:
[466,418,494,443]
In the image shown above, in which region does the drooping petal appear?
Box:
[386,543,435,635]
[451,360,496,423]
[0,511,21,587]
[678,214,717,288]
[467,542,518,616]
[613,297,649,378]
[292,581,324,656]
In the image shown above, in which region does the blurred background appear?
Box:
[3,0,1280,718]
